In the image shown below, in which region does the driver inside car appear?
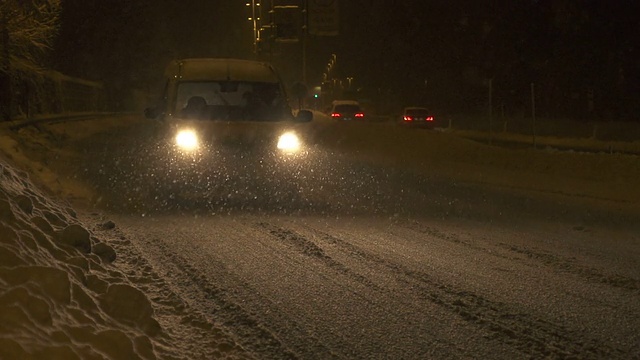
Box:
[181,96,207,119]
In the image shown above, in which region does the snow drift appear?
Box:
[0,156,250,359]
[0,159,166,359]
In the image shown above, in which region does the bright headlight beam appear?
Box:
[175,129,199,151]
[277,132,301,153]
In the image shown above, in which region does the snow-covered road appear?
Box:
[112,210,639,359]
[1,114,639,359]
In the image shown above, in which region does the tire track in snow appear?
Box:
[498,243,640,292]
[253,221,389,296]
[402,218,640,292]
[253,220,468,359]
[395,219,514,260]
[122,232,299,359]
[89,216,252,359]
[300,224,627,359]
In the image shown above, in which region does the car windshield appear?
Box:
[333,104,361,113]
[405,108,429,117]
[175,81,287,121]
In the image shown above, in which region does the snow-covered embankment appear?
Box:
[0,158,167,358]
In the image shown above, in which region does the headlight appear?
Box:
[175,129,199,151]
[277,132,301,153]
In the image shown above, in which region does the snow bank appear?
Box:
[307,117,640,203]
[0,159,162,359]
[0,119,256,359]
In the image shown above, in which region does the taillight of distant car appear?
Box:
[403,116,413,121]
[331,113,341,118]
[355,113,364,118]
[426,116,434,121]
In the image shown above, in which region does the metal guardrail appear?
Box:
[8,112,127,131]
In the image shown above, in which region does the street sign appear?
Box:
[273,5,301,42]
[308,0,339,36]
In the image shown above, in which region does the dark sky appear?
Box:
[53,0,639,118]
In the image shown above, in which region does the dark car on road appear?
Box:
[399,107,435,128]
[330,100,365,121]
[142,58,315,203]
[145,58,313,154]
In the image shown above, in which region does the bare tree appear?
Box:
[0,0,61,120]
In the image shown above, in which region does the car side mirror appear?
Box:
[295,109,313,122]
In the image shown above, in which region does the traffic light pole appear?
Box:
[251,0,258,56]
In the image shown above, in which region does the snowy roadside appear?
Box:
[448,127,640,155]
[0,119,252,359]
[306,116,640,204]
[1,113,638,359]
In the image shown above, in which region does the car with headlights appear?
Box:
[399,107,435,128]
[145,58,312,155]
[141,58,315,205]
[330,100,365,121]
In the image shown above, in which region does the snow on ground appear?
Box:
[308,114,640,204]
[0,124,251,359]
[0,114,639,359]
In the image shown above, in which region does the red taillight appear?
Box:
[355,113,364,117]
[426,116,434,121]
[403,116,413,121]
[331,113,341,117]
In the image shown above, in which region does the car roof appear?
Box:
[332,100,360,106]
[403,107,429,111]
[165,58,280,83]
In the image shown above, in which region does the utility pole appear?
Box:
[301,0,308,84]
[531,82,537,149]
[488,78,493,145]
